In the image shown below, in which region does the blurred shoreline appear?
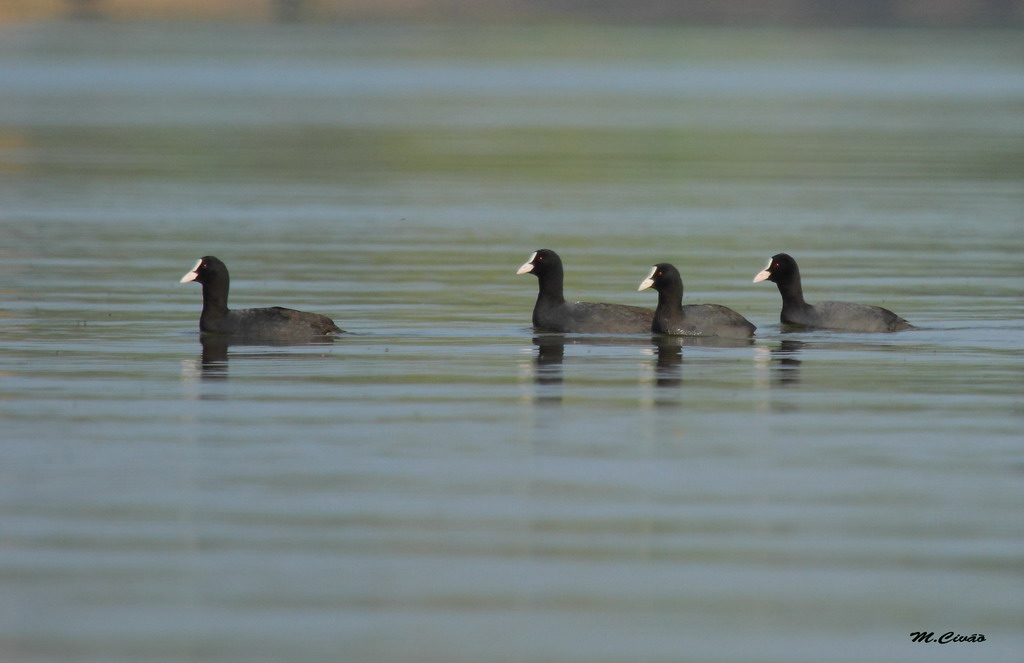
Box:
[3,0,1023,27]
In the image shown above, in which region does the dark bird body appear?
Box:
[753,253,913,332]
[180,256,342,341]
[639,263,756,338]
[517,249,653,334]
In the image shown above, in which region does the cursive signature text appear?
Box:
[910,631,986,644]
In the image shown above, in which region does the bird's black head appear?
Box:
[753,253,798,285]
[638,262,681,292]
[516,248,563,277]
[180,255,228,286]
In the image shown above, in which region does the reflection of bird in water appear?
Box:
[199,336,229,380]
[194,334,335,382]
[529,335,652,406]
[531,336,565,406]
[770,339,804,387]
[653,339,683,389]
[533,336,565,386]
[649,335,758,407]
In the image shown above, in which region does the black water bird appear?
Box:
[753,253,914,332]
[180,256,342,340]
[638,263,756,338]
[516,249,653,333]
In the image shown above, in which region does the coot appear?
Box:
[753,253,914,332]
[638,263,756,338]
[180,256,342,340]
[516,249,653,333]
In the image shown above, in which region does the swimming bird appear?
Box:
[753,253,913,332]
[516,249,653,333]
[180,256,342,340]
[639,263,756,338]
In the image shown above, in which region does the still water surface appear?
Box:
[1,22,1022,663]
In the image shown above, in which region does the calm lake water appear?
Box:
[1,21,1022,663]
